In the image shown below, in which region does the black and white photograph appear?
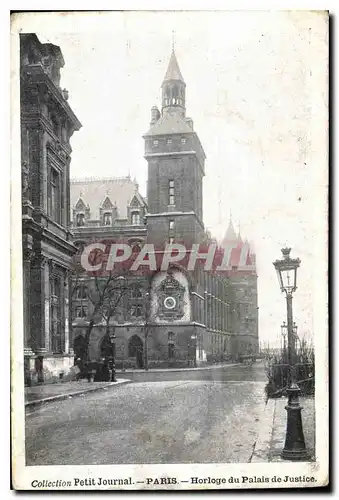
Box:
[10,9,328,490]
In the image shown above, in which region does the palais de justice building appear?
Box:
[21,34,81,383]
[70,49,259,369]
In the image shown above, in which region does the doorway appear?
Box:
[128,335,144,368]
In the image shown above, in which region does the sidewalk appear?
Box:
[251,396,315,462]
[25,379,130,408]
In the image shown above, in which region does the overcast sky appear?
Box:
[14,11,328,347]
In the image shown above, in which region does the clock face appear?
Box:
[164,296,177,310]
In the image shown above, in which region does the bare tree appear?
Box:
[71,245,130,367]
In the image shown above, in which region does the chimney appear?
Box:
[150,106,160,126]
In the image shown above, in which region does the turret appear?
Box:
[161,50,186,118]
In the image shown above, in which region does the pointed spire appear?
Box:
[237,222,242,241]
[225,219,237,241]
[163,49,185,83]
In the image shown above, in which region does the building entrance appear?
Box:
[128,335,144,368]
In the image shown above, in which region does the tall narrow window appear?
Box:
[169,219,175,231]
[169,180,175,206]
[103,212,112,226]
[76,213,85,226]
[131,211,140,225]
[50,168,61,224]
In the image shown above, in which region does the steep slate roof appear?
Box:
[163,50,185,83]
[144,111,194,137]
[70,176,145,221]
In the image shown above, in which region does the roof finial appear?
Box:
[172,30,175,52]
[230,208,233,221]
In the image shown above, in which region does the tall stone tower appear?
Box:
[143,49,206,247]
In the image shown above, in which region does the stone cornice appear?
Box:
[21,64,81,130]
[145,210,204,230]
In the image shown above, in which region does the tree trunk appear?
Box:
[84,319,95,362]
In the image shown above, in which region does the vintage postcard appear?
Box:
[11,9,329,491]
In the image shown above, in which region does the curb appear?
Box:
[250,398,276,463]
[25,379,131,408]
[117,363,242,374]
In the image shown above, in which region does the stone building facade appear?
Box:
[70,49,258,369]
[21,34,81,383]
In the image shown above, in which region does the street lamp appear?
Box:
[273,247,308,460]
[293,322,299,354]
[281,321,287,363]
[108,328,116,382]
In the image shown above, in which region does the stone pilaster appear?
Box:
[31,254,48,354]
[64,269,72,354]
[23,245,34,356]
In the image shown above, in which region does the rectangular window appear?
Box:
[169,180,175,206]
[169,219,174,230]
[131,212,140,225]
[167,138,172,144]
[152,139,159,147]
[75,305,88,318]
[181,137,186,144]
[50,168,61,224]
[103,213,112,226]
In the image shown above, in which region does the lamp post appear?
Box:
[293,322,299,355]
[108,328,116,382]
[273,247,308,460]
[281,321,287,363]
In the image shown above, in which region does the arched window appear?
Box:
[76,213,85,226]
[128,335,143,358]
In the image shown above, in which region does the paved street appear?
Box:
[26,363,267,465]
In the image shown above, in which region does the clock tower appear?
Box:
[144,49,206,248]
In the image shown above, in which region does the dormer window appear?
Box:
[153,139,159,147]
[131,211,140,225]
[76,213,85,227]
[103,212,112,226]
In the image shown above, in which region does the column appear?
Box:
[64,269,72,354]
[23,247,34,355]
[43,260,51,353]
[30,254,47,354]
